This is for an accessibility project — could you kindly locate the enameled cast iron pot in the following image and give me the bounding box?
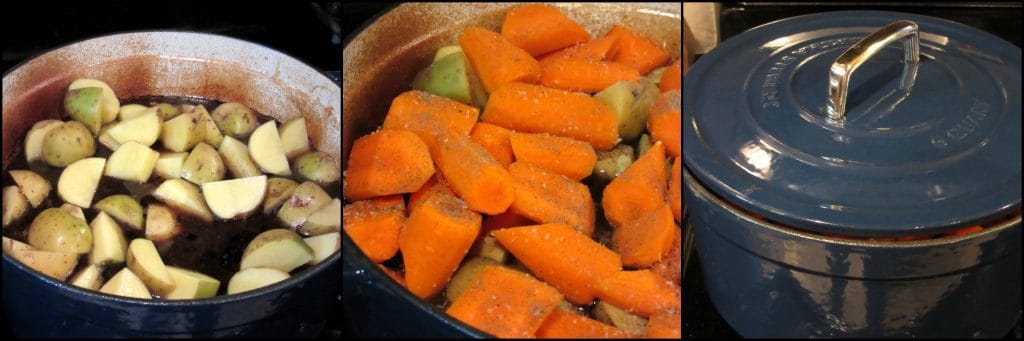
[683,11,1021,337]
[2,32,342,337]
[342,3,681,337]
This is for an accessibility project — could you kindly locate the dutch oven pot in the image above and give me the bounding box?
[683,11,1021,337]
[2,32,341,337]
[342,3,681,337]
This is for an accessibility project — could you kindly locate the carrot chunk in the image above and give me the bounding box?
[614,205,677,268]
[539,58,640,93]
[660,59,682,92]
[483,210,535,233]
[399,191,481,299]
[343,129,435,200]
[538,35,620,66]
[501,4,591,57]
[647,90,681,157]
[447,265,563,338]
[645,307,682,338]
[602,142,667,229]
[593,270,680,318]
[482,82,619,151]
[469,122,516,169]
[508,162,594,237]
[607,25,670,76]
[509,132,597,181]
[651,227,682,286]
[407,173,454,213]
[432,133,516,215]
[343,195,406,263]
[381,90,479,154]
[378,264,406,288]
[535,309,631,338]
[460,27,541,93]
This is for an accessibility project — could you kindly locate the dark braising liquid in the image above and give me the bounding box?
[2,96,340,297]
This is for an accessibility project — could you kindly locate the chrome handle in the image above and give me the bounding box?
[827,20,920,121]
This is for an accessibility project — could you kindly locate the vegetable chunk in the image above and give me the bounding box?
[446,265,563,338]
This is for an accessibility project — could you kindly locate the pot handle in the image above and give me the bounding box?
[827,20,920,121]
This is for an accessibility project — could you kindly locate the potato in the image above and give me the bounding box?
[24,119,63,163]
[3,236,34,253]
[433,45,463,62]
[636,133,653,157]
[594,301,647,336]
[104,141,160,183]
[218,136,262,179]
[27,208,92,254]
[57,157,106,208]
[646,66,669,86]
[294,152,340,186]
[126,238,175,295]
[468,235,509,264]
[202,175,267,220]
[160,112,206,152]
[412,50,486,107]
[63,87,104,135]
[446,257,499,301]
[279,117,310,159]
[42,121,96,168]
[263,177,299,215]
[68,79,119,124]
[240,229,314,273]
[59,203,87,222]
[94,194,144,230]
[299,198,340,237]
[90,211,128,265]
[212,102,258,139]
[69,264,105,290]
[97,123,121,151]
[178,103,196,114]
[118,104,149,121]
[7,248,79,281]
[99,268,151,299]
[9,170,50,208]
[152,179,214,222]
[631,77,660,134]
[593,144,635,183]
[154,152,188,179]
[277,181,331,228]
[595,80,642,141]
[227,267,289,294]
[181,142,225,185]
[2,186,30,228]
[153,103,180,120]
[248,121,291,176]
[145,204,182,242]
[193,105,224,148]
[165,266,220,299]
[303,232,340,266]
[107,110,162,147]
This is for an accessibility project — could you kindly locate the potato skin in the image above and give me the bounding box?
[294,152,340,186]
[27,208,93,254]
[42,121,96,168]
[212,102,257,139]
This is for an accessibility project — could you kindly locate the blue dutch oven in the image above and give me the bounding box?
[683,11,1021,337]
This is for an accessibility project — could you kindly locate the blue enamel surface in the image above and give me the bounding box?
[683,11,1022,235]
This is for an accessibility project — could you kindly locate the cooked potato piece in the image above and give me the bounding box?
[219,136,262,179]
[100,268,151,299]
[595,80,642,141]
[178,103,196,114]
[2,186,30,228]
[165,266,220,299]
[636,133,653,157]
[279,117,310,159]
[43,121,96,168]
[248,121,291,176]
[181,142,225,185]
[160,112,206,152]
[107,110,162,147]
[593,144,635,183]
[227,267,289,294]
[212,102,257,139]
[57,157,105,208]
[469,235,509,264]
[27,208,92,254]
[202,175,267,220]
[153,103,180,120]
[299,198,340,237]
[303,232,340,265]
[68,79,119,124]
[262,177,299,215]
[294,151,340,186]
[631,77,660,134]
[64,87,104,135]
[145,204,182,242]
[240,229,314,273]
[24,119,63,163]
[7,248,79,281]
[3,236,34,253]
[154,152,188,179]
[94,194,144,230]
[594,300,647,336]
[104,141,160,183]
[118,104,149,121]
[446,257,499,301]
[646,66,668,86]
[69,264,105,290]
[90,211,128,265]
[97,124,121,151]
[193,105,224,148]
[152,179,214,222]
[59,203,87,222]
[277,181,331,228]
[126,238,175,295]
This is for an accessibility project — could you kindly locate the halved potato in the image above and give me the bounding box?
[24,120,63,163]
[90,211,128,265]
[106,110,162,147]
[294,152,340,186]
[152,179,214,222]
[57,157,106,208]
[97,123,121,151]
[165,266,220,299]
[277,181,331,228]
[262,177,299,215]
[299,198,340,237]
[68,79,119,124]
[304,232,340,265]
[69,264,105,290]
[181,142,225,185]
[2,186,30,228]
[27,208,92,254]
[145,204,182,242]
[118,104,149,121]
[194,105,224,148]
[94,194,144,230]
[248,121,291,176]
[240,229,314,273]
[99,268,151,299]
[201,175,267,220]
[154,152,188,179]
[212,102,257,139]
[227,267,289,294]
[43,121,96,168]
[126,238,175,295]
[64,87,104,135]
[160,112,205,152]
[105,141,160,183]
[7,248,79,281]
[218,136,262,179]
[279,117,310,159]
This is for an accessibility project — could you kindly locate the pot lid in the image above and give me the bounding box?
[683,11,1021,235]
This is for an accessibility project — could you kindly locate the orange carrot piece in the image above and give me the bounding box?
[501,4,591,57]
[447,265,563,338]
[614,205,677,268]
[343,195,406,263]
[509,132,597,181]
[944,225,984,237]
[482,82,619,151]
[483,210,535,233]
[651,227,682,286]
[460,27,541,93]
[539,58,640,93]
[508,162,594,237]
[407,173,455,213]
[602,142,667,229]
[660,59,681,92]
[607,25,670,76]
[593,270,680,318]
[645,307,682,338]
[378,264,406,288]
[381,90,479,154]
[538,35,620,66]
[670,157,681,223]
[469,122,516,169]
[343,129,435,201]
[647,90,681,158]
[535,309,631,338]
[399,191,482,299]
[432,133,516,215]
[492,223,622,305]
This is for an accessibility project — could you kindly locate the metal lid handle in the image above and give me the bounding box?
[827,20,920,121]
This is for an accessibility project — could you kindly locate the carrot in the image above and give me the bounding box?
[447,265,563,338]
[660,59,681,92]
[651,227,682,286]
[381,90,479,154]
[602,142,667,229]
[483,210,535,233]
[607,25,670,76]
[399,189,482,299]
[539,58,640,93]
[593,270,680,318]
[509,132,597,181]
[343,129,435,200]
[538,35,620,66]
[647,90,681,158]
[944,225,983,237]
[670,157,681,223]
[535,309,631,338]
[508,162,594,237]
[645,307,682,338]
[407,173,455,213]
[492,223,621,305]
[482,82,619,151]
[342,195,406,263]
[432,133,516,215]
[460,27,541,93]
[378,264,406,288]
[501,4,591,57]
[614,205,677,268]
[469,122,515,169]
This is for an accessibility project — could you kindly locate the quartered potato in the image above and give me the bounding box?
[69,264,105,290]
[105,141,160,183]
[57,157,106,208]
[153,103,180,120]
[212,102,257,139]
[43,121,96,168]
[277,181,332,228]
[59,203,87,222]
[303,232,340,265]
[90,211,128,265]
[27,208,93,254]
[227,267,289,294]
[592,144,635,183]
[160,112,206,153]
[294,151,340,186]
[94,194,144,231]
[154,152,188,179]
[7,247,79,281]
[202,175,267,220]
[279,117,310,159]
[299,198,340,237]
[100,268,151,299]
[248,121,291,176]
[23,119,63,163]
[181,142,225,185]
[262,177,299,216]
[595,80,641,141]
[97,124,122,151]
[240,229,314,273]
[191,105,224,148]
[126,238,175,295]
[64,87,104,135]
[68,78,119,124]
[2,186,30,228]
[106,110,162,147]
[118,104,149,121]
[219,136,262,179]
[152,179,214,223]
[165,266,220,299]
[145,204,182,242]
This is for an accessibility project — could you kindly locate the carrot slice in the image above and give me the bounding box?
[538,35,620,66]
[508,162,595,237]
[647,90,681,158]
[469,122,516,169]
[593,270,680,318]
[614,205,677,268]
[535,309,631,338]
[407,173,455,213]
[607,25,670,76]
[645,307,682,338]
[381,90,479,154]
[482,82,619,151]
[447,265,563,338]
[603,142,667,229]
[432,133,516,215]
[343,129,435,200]
[670,157,681,222]
[660,59,681,92]
[483,210,535,233]
[399,190,482,299]
[539,58,640,93]
[501,4,591,57]
[460,26,541,93]
[492,223,622,305]
[343,195,406,263]
[651,227,682,286]
[509,132,597,181]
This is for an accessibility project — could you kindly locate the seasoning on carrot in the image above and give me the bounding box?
[593,269,680,318]
[943,225,984,237]
[509,132,597,181]
[602,142,667,229]
[614,205,677,268]
[399,189,482,299]
[407,173,455,213]
[538,35,620,66]
[660,59,681,92]
[501,4,591,57]
[607,25,670,76]
[483,209,535,233]
[432,132,516,215]
[469,122,516,169]
[535,309,632,338]
[647,90,681,158]
[482,82,619,151]
[645,307,682,339]
[508,162,594,236]
[670,157,682,223]
[492,223,622,305]
[342,195,406,263]
[650,227,682,286]
[447,265,563,338]
[460,27,541,93]
[381,90,479,153]
[343,129,435,201]
[539,58,640,93]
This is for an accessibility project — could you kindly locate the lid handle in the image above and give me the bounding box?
[827,20,920,121]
